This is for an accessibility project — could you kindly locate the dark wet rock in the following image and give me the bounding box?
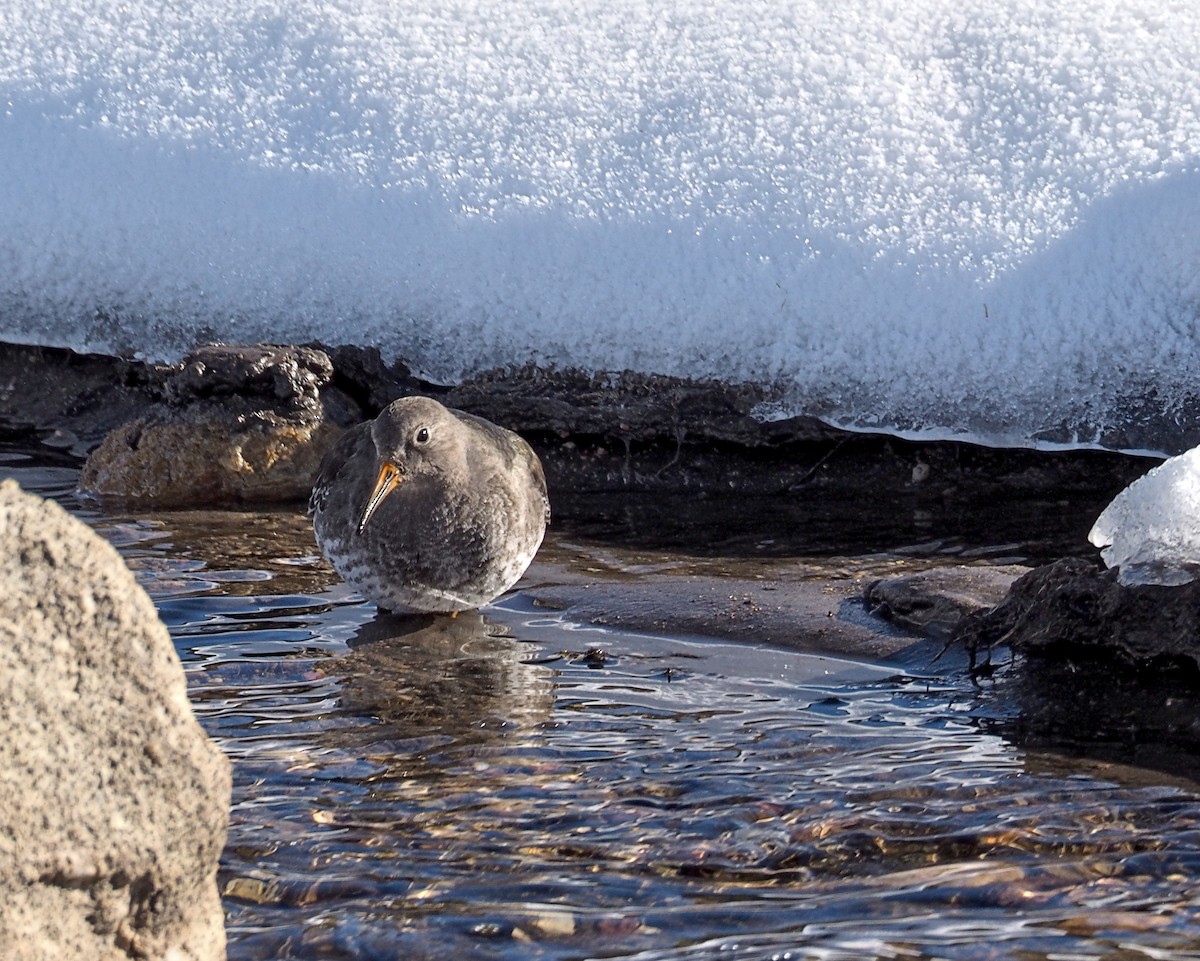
[954,557,1200,671]
[306,347,839,457]
[164,343,332,417]
[316,355,853,494]
[439,365,833,445]
[314,343,428,416]
[79,344,344,506]
[439,366,873,493]
[862,560,1200,760]
[0,343,166,455]
[864,565,1028,639]
[947,558,1200,765]
[0,479,230,960]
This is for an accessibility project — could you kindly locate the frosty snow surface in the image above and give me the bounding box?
[2,0,1198,451]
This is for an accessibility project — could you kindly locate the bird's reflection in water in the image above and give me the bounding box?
[326,609,555,751]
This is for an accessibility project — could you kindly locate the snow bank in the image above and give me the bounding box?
[2,0,1198,450]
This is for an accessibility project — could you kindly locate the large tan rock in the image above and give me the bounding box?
[0,479,230,960]
[79,344,344,507]
[80,414,341,506]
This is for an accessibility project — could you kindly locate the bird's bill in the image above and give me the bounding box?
[357,461,403,534]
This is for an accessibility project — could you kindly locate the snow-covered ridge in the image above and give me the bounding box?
[2,0,1198,451]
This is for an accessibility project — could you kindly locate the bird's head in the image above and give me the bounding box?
[357,397,457,535]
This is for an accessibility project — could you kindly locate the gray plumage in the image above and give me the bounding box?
[310,396,549,613]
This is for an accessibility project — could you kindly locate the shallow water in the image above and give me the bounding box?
[7,436,1200,960]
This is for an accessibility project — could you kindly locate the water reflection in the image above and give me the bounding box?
[331,611,555,748]
[7,441,1200,960]
[551,487,1112,566]
[204,593,1200,961]
[991,652,1200,785]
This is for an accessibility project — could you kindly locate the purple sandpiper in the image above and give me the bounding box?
[310,396,549,613]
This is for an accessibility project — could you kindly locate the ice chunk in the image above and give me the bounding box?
[1089,447,1200,587]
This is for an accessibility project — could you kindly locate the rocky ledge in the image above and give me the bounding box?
[953,558,1200,673]
[0,340,1154,506]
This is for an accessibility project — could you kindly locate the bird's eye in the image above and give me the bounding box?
[415,427,430,445]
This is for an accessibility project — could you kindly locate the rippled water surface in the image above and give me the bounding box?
[8,437,1200,960]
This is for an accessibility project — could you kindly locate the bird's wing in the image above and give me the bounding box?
[309,421,372,515]
[452,407,550,521]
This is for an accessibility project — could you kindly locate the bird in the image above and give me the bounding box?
[1089,445,1200,587]
[310,396,549,613]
